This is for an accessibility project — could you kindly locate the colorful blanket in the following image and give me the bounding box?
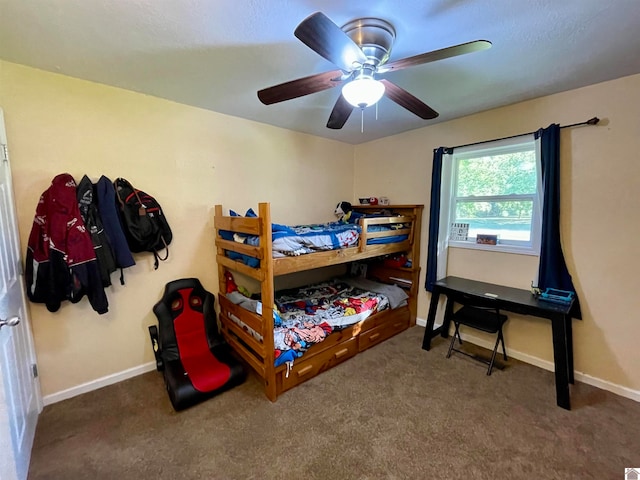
[272,281,390,367]
[226,279,399,367]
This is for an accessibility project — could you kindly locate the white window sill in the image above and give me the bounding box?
[448,240,540,256]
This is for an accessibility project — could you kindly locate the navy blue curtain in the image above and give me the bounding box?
[536,124,582,318]
[425,147,445,292]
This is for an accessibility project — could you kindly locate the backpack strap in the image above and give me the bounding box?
[114,179,130,282]
[153,236,170,270]
[114,178,126,206]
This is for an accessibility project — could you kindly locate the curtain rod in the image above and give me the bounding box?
[440,117,600,152]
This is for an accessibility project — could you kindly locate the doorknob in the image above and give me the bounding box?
[0,316,20,329]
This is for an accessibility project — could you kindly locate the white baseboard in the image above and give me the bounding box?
[43,322,640,406]
[415,318,640,404]
[415,317,429,328]
[43,361,157,406]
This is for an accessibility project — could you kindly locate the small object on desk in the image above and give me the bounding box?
[484,292,498,298]
[539,288,574,305]
[531,281,542,296]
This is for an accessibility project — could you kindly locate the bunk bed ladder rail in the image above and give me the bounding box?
[257,203,276,401]
[214,203,277,401]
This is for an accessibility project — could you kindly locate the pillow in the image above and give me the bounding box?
[221,208,259,267]
[272,223,296,234]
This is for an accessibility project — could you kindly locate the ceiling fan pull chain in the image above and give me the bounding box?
[361,108,364,133]
[376,102,379,121]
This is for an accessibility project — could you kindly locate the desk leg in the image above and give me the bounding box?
[551,313,571,410]
[441,297,454,339]
[422,291,441,351]
[565,314,574,384]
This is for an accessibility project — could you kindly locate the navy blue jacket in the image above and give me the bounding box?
[95,175,135,270]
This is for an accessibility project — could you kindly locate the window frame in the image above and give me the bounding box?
[443,135,542,256]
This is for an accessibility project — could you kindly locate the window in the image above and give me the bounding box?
[442,135,542,255]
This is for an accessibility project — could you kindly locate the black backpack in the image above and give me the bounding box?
[114,178,172,269]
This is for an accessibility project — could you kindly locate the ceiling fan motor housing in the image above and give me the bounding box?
[341,18,396,68]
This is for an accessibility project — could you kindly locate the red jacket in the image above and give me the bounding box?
[25,173,108,314]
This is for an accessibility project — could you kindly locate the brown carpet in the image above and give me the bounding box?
[28,327,639,480]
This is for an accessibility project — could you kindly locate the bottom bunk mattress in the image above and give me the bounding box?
[225,278,408,367]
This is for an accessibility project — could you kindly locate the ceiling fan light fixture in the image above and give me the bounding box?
[258,12,489,129]
[342,75,385,108]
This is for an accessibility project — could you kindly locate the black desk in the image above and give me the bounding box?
[422,276,574,410]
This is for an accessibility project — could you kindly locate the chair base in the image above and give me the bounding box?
[163,345,246,411]
[448,345,507,372]
[446,322,508,375]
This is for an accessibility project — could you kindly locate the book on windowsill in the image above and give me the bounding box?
[476,234,498,245]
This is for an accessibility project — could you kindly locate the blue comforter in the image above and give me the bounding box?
[220,208,407,266]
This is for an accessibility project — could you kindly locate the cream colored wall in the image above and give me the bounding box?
[0,61,355,397]
[354,73,640,391]
[3,56,639,399]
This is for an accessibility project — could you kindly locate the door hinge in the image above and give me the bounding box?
[1,144,8,162]
[32,363,39,378]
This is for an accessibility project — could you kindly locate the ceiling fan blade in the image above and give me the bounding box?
[327,94,354,129]
[378,40,491,73]
[258,69,344,105]
[294,12,367,72]
[380,80,439,119]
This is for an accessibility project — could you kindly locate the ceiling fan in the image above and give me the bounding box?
[257,12,491,130]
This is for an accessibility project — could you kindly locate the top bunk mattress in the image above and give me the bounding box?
[219,207,409,266]
[272,222,360,257]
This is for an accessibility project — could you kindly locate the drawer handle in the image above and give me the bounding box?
[297,365,313,377]
[393,322,402,328]
[334,348,349,359]
[369,332,381,341]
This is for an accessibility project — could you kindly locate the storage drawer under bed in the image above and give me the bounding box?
[278,337,359,393]
[359,316,409,352]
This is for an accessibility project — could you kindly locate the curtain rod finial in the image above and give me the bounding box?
[587,117,599,125]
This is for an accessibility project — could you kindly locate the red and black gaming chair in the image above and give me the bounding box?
[149,278,245,410]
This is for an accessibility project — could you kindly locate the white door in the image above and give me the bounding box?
[0,109,41,480]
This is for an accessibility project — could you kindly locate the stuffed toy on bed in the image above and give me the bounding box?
[334,201,352,223]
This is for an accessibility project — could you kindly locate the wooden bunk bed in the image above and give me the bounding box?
[214,203,423,401]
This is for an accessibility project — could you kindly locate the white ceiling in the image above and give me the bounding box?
[1,0,639,144]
